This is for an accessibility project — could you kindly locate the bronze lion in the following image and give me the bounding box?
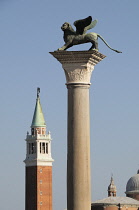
[57,16,122,53]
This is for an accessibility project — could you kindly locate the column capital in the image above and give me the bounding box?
[50,51,106,85]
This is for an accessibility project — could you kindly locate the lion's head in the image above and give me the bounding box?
[61,22,71,31]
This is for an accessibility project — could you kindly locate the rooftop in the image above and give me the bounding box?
[92,196,139,206]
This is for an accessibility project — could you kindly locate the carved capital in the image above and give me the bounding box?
[50,51,106,84]
[62,62,94,84]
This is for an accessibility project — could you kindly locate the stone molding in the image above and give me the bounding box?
[126,191,139,194]
[50,51,106,84]
[24,159,54,167]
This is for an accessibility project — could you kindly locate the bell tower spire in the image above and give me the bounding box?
[24,88,54,210]
[31,87,46,128]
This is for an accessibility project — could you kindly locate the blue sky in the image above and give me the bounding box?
[0,1,139,210]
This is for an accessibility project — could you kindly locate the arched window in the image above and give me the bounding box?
[31,128,34,135]
[40,142,48,154]
[46,143,48,154]
[29,142,36,154]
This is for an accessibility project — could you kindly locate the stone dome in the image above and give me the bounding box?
[126,170,139,194]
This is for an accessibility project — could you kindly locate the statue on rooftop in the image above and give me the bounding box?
[57,16,122,53]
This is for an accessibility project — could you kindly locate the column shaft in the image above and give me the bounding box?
[67,84,91,210]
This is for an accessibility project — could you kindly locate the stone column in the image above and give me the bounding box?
[50,51,106,210]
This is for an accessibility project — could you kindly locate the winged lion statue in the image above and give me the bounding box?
[57,16,122,53]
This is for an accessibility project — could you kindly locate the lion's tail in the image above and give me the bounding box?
[97,34,122,53]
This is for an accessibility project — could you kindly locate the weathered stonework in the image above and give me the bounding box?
[50,51,106,210]
[63,63,93,84]
[50,51,106,84]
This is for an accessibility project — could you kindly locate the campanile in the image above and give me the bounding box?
[24,88,54,210]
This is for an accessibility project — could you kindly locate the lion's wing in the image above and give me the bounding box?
[84,19,98,33]
[74,16,92,35]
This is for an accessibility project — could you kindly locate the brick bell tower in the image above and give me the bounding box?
[24,88,54,210]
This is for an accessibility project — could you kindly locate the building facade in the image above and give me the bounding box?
[24,89,54,210]
[92,177,139,210]
[92,196,139,210]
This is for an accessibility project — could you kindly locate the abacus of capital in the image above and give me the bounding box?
[50,51,106,210]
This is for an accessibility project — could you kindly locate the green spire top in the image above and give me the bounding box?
[31,88,46,127]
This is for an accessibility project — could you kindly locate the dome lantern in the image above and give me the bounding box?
[108,175,117,197]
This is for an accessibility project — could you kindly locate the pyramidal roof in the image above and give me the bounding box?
[31,88,46,127]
